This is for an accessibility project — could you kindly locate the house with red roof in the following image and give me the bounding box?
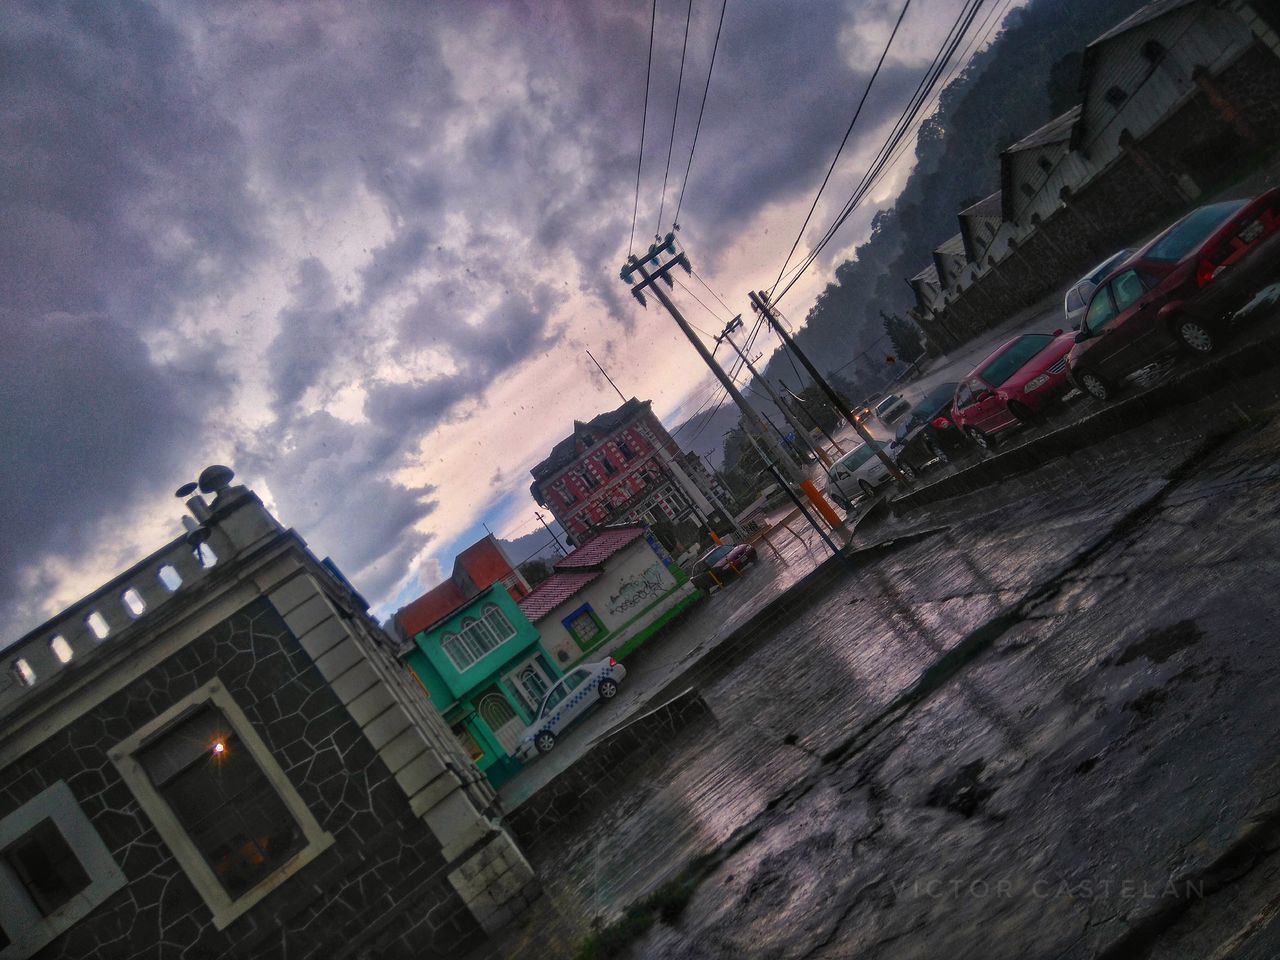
[392,536,559,788]
[518,524,701,670]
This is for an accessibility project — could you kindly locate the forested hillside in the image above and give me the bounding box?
[756,0,1149,397]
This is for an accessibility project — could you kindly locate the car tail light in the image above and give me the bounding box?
[1196,257,1225,288]
[931,416,952,429]
[609,658,617,666]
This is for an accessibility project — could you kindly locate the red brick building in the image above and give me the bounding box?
[529,398,734,547]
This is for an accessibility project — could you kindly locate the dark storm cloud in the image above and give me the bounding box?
[0,311,214,634]
[1,0,961,634]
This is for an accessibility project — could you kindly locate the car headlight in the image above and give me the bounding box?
[1024,374,1050,393]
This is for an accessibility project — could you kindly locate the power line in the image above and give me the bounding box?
[655,0,695,239]
[769,0,913,299]
[690,263,735,315]
[672,0,730,231]
[629,0,659,257]
[772,0,988,305]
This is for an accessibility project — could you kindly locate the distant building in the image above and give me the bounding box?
[529,397,734,547]
[0,472,537,958]
[393,537,557,788]
[518,525,699,670]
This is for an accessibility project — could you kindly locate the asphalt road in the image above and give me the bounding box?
[503,332,1280,959]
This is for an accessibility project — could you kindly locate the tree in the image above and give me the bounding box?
[882,311,925,362]
[518,558,552,587]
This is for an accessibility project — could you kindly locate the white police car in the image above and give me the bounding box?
[517,658,627,757]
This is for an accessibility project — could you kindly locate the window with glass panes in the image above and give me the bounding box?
[440,603,518,671]
[137,705,304,899]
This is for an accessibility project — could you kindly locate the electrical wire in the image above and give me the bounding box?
[771,0,989,305]
[671,0,730,232]
[655,0,695,240]
[769,0,913,297]
[629,0,659,257]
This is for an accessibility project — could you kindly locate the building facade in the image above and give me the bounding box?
[0,473,537,958]
[529,397,735,547]
[517,526,700,670]
[398,583,561,789]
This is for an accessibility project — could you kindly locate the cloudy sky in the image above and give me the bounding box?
[1,0,996,640]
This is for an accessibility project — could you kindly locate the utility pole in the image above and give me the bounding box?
[621,239,804,487]
[535,511,567,556]
[717,316,834,468]
[780,380,845,455]
[750,290,906,481]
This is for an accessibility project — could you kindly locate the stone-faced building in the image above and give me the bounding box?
[517,525,699,670]
[393,537,557,789]
[529,397,734,547]
[0,470,536,958]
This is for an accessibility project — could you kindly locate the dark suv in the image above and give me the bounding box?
[1067,189,1280,402]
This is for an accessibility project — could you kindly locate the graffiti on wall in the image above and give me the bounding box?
[607,562,669,616]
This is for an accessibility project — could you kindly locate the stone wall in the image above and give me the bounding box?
[0,596,485,959]
[505,688,715,846]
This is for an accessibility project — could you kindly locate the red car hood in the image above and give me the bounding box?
[999,331,1076,392]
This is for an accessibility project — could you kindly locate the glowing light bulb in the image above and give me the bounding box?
[212,740,226,756]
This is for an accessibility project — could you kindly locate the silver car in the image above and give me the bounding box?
[825,439,894,510]
[1063,249,1133,329]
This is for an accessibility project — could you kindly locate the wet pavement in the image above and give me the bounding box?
[487,324,1280,959]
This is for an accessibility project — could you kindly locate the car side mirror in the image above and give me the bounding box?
[1074,328,1088,343]
[1052,328,1063,336]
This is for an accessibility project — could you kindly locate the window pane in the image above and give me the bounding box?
[140,707,304,898]
[4,819,91,916]
[1112,270,1146,311]
[1147,200,1248,262]
[1085,288,1117,333]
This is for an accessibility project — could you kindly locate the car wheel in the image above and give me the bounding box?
[599,679,619,700]
[897,462,917,481]
[858,478,876,498]
[1075,369,1115,402]
[535,731,556,754]
[1175,317,1216,355]
[1008,400,1045,427]
[829,491,851,511]
[965,426,992,450]
[926,440,950,465]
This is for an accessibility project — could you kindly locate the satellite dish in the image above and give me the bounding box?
[197,464,235,495]
[175,481,199,498]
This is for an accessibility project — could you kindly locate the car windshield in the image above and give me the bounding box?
[898,383,956,437]
[1086,249,1132,284]
[702,545,732,565]
[1146,200,1249,262]
[979,335,1053,386]
[839,441,884,471]
[874,395,900,415]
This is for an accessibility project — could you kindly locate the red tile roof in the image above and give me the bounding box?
[517,571,601,621]
[395,580,467,638]
[553,525,646,570]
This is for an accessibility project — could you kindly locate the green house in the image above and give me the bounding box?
[398,579,561,788]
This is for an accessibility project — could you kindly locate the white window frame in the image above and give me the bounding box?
[108,678,333,931]
[441,605,517,672]
[504,654,556,716]
[0,781,127,960]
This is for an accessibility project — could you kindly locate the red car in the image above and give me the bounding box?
[1068,189,1280,402]
[691,542,757,588]
[951,330,1076,449]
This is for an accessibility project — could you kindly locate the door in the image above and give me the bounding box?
[476,691,524,756]
[557,668,596,726]
[1103,268,1161,374]
[508,656,555,718]
[537,681,570,730]
[1080,284,1122,377]
[965,378,1008,433]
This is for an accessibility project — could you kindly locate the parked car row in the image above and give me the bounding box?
[823,189,1280,509]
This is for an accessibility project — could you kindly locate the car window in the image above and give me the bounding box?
[967,378,989,399]
[1146,200,1249,262]
[1111,269,1146,311]
[564,669,590,691]
[1085,286,1117,334]
[702,545,731,566]
[838,444,879,471]
[978,335,1053,386]
[954,382,974,408]
[540,683,567,717]
[1065,287,1084,312]
[874,395,899,415]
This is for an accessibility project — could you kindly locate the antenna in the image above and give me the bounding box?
[586,350,627,404]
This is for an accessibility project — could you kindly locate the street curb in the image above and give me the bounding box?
[891,322,1280,513]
